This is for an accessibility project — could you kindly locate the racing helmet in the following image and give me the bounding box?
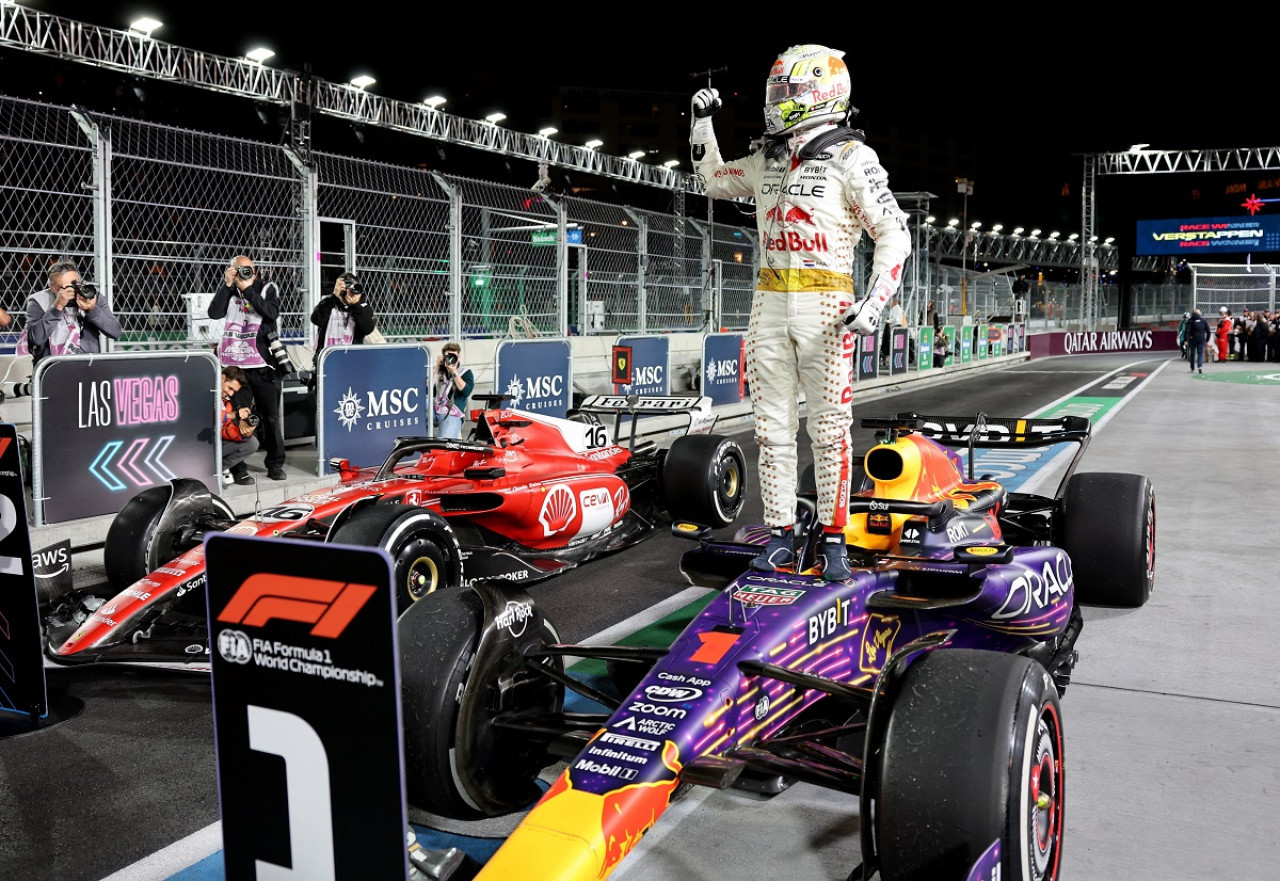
[764,44,853,136]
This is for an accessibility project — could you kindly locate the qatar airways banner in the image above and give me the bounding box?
[32,352,221,525]
[1028,330,1179,358]
[1136,215,1280,255]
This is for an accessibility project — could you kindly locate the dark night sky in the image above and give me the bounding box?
[9,3,1280,251]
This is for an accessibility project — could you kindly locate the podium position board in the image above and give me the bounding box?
[207,534,408,881]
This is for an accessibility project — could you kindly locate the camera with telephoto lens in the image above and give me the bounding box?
[71,280,98,298]
[341,274,361,298]
[265,330,296,375]
[235,264,256,280]
[243,413,260,427]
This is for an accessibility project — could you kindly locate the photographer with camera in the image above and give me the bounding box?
[208,255,288,480]
[219,365,258,486]
[432,341,474,439]
[310,270,377,360]
[22,259,121,368]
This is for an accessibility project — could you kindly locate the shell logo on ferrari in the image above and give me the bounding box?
[539,485,577,536]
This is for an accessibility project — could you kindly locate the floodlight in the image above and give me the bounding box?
[349,75,376,89]
[485,112,506,124]
[423,95,447,108]
[538,127,558,137]
[245,47,275,64]
[628,151,645,160]
[129,17,162,37]
[585,139,603,149]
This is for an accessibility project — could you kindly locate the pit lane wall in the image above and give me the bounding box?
[2,324,1031,532]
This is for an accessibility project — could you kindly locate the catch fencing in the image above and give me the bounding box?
[0,92,970,366]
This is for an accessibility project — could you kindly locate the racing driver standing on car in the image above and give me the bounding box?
[690,44,911,581]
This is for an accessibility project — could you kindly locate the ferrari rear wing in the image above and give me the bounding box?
[575,394,719,448]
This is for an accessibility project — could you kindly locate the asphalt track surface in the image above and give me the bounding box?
[3,352,1278,880]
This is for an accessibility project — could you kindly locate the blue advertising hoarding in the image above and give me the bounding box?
[613,335,670,396]
[318,343,432,471]
[1136,215,1280,255]
[701,333,743,405]
[495,338,573,418]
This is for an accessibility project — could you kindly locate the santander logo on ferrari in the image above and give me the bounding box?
[539,484,577,536]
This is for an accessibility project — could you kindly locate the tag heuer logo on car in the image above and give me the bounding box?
[734,586,805,606]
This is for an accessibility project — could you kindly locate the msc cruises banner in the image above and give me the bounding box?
[701,333,744,405]
[613,335,670,396]
[1136,215,1280,255]
[496,339,573,418]
[318,343,431,471]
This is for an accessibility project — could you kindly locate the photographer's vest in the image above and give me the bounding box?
[433,365,465,420]
[218,285,272,369]
[323,306,356,350]
[17,289,84,358]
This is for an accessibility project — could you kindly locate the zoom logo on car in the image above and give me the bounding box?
[643,684,703,703]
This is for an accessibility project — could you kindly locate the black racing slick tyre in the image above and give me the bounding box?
[103,479,234,593]
[873,649,1065,881]
[327,503,461,614]
[661,434,747,528]
[398,588,563,819]
[1059,472,1155,607]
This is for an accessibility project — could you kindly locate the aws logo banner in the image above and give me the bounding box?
[495,338,573,418]
[205,533,407,881]
[613,335,670,397]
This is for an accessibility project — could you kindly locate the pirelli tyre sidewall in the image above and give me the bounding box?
[661,434,747,528]
[873,649,1065,881]
[327,503,462,614]
[398,586,563,819]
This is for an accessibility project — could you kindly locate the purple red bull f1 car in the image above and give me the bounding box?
[396,411,1155,880]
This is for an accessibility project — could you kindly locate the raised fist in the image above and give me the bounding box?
[692,88,722,120]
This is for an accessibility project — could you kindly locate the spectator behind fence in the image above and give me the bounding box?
[208,255,287,481]
[933,328,951,368]
[22,259,121,368]
[220,365,258,486]
[311,270,377,361]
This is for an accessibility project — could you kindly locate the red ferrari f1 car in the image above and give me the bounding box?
[395,411,1155,881]
[42,394,747,666]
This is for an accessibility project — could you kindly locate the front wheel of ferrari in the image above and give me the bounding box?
[327,503,462,614]
[871,649,1065,881]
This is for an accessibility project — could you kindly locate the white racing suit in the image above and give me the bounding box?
[691,119,911,528]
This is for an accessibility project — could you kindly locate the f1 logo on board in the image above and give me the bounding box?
[216,573,376,637]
